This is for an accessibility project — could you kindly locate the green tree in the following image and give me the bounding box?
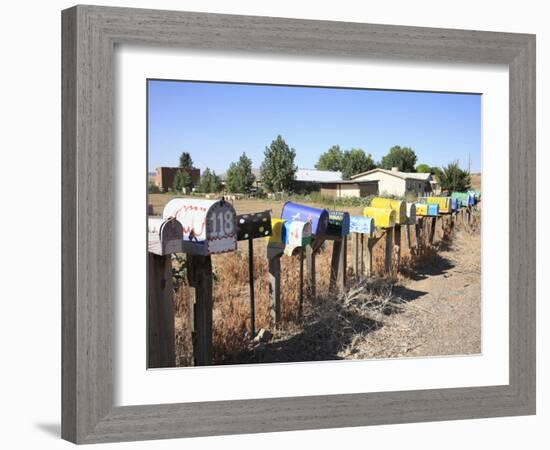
[179,152,193,169]
[416,163,431,173]
[315,145,345,171]
[380,146,417,172]
[341,148,376,179]
[173,170,193,192]
[197,167,221,193]
[438,161,471,192]
[260,135,297,193]
[225,152,256,193]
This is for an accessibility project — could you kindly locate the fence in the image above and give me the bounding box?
[147,194,480,367]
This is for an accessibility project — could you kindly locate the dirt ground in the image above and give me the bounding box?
[340,229,481,359]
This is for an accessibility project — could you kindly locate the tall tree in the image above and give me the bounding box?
[197,167,221,193]
[380,146,417,172]
[315,145,344,171]
[226,152,256,193]
[416,163,431,173]
[438,161,471,192]
[341,148,376,179]
[178,151,193,169]
[260,135,297,193]
[173,170,193,192]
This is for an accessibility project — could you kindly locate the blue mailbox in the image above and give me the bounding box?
[451,198,458,211]
[326,210,350,237]
[349,216,375,235]
[281,202,329,237]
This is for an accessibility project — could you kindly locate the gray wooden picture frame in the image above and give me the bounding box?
[62,5,536,444]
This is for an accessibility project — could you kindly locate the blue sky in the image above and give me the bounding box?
[148,80,481,174]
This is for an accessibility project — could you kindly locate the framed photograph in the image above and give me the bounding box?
[62,5,535,444]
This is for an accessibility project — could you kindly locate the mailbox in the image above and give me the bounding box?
[148,217,183,255]
[370,197,407,224]
[406,202,417,224]
[282,220,312,255]
[326,210,350,237]
[163,198,237,255]
[349,216,375,235]
[422,197,452,214]
[280,202,329,237]
[452,192,474,207]
[451,198,458,211]
[268,218,286,246]
[363,206,396,228]
[468,190,481,203]
[416,203,439,217]
[236,210,272,241]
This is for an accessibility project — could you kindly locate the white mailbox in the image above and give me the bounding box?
[163,198,237,255]
[148,217,183,255]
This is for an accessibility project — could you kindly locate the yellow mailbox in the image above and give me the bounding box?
[423,197,452,214]
[268,218,286,246]
[363,207,396,228]
[370,197,407,224]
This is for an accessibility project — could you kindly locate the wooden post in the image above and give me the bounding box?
[147,253,176,368]
[329,238,342,292]
[405,224,412,250]
[267,248,282,324]
[365,237,374,277]
[429,217,437,244]
[384,229,393,273]
[394,225,401,268]
[338,235,347,291]
[247,238,256,338]
[306,245,316,300]
[360,234,365,277]
[352,234,360,278]
[299,247,304,318]
[187,254,213,366]
[415,218,422,251]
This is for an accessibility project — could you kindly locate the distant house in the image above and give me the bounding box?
[154,167,201,192]
[320,179,379,198]
[350,167,432,196]
[293,168,343,192]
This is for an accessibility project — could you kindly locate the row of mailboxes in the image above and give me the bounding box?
[363,206,396,228]
[371,197,407,224]
[415,203,439,217]
[349,216,375,235]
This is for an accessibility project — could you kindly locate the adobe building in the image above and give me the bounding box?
[154,167,201,192]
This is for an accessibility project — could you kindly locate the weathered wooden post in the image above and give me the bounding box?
[267,246,282,323]
[268,216,312,322]
[415,217,423,250]
[187,254,213,366]
[349,215,375,279]
[394,225,401,268]
[363,205,396,275]
[163,198,238,366]
[326,210,350,293]
[236,210,272,338]
[147,217,183,368]
[429,216,437,244]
